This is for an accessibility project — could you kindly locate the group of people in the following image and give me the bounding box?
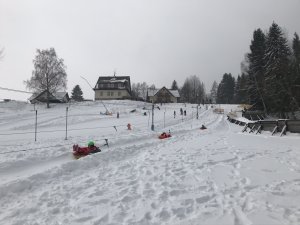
[174,108,187,118]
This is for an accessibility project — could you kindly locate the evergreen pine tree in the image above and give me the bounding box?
[234,75,241,104]
[289,33,300,109]
[247,28,267,111]
[264,22,291,113]
[217,73,235,104]
[234,74,249,104]
[171,80,179,90]
[71,85,84,101]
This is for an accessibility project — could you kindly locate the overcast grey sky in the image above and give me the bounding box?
[1,0,300,101]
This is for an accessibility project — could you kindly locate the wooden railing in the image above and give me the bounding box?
[227,115,300,136]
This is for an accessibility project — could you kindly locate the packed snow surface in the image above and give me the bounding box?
[0,100,300,225]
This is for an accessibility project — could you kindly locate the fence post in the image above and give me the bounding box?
[35,110,37,142]
[65,107,68,140]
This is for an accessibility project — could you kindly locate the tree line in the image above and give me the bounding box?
[131,76,206,104]
[214,22,300,115]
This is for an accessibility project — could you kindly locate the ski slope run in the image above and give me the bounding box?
[0,101,300,225]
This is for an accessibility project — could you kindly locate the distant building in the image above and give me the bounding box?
[147,87,180,103]
[93,75,131,100]
[29,90,70,104]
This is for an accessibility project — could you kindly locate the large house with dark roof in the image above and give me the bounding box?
[93,75,131,100]
[147,87,180,103]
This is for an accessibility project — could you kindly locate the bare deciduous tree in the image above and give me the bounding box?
[24,48,67,108]
[180,75,205,104]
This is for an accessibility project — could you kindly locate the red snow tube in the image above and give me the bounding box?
[159,133,171,139]
[73,145,101,158]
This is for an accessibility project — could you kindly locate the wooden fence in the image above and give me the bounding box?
[227,116,300,136]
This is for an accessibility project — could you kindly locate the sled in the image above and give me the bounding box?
[200,125,207,130]
[72,144,101,159]
[159,133,171,139]
[100,111,112,116]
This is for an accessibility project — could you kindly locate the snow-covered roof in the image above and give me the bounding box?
[147,89,159,97]
[106,79,127,83]
[147,88,180,98]
[96,76,130,84]
[28,91,69,103]
[28,93,39,101]
[53,92,68,100]
[169,90,180,98]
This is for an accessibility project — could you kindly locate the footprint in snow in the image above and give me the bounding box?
[157,208,171,221]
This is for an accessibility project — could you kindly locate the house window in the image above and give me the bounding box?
[118,91,121,96]
[100,91,103,96]
[99,84,104,88]
[107,92,110,96]
[118,83,122,88]
[111,92,114,96]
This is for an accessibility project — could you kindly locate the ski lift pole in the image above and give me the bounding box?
[148,110,150,127]
[65,107,68,140]
[164,111,166,128]
[35,110,37,142]
[151,104,154,131]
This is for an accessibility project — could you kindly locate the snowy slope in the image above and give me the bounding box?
[0,101,300,225]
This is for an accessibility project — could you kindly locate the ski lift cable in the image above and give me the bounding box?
[0,86,33,94]
[80,76,110,113]
[0,111,206,154]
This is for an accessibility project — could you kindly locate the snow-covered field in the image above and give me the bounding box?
[0,100,300,225]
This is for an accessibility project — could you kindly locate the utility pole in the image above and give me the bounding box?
[151,104,154,131]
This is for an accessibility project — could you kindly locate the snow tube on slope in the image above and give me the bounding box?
[72,144,101,159]
[158,133,171,139]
